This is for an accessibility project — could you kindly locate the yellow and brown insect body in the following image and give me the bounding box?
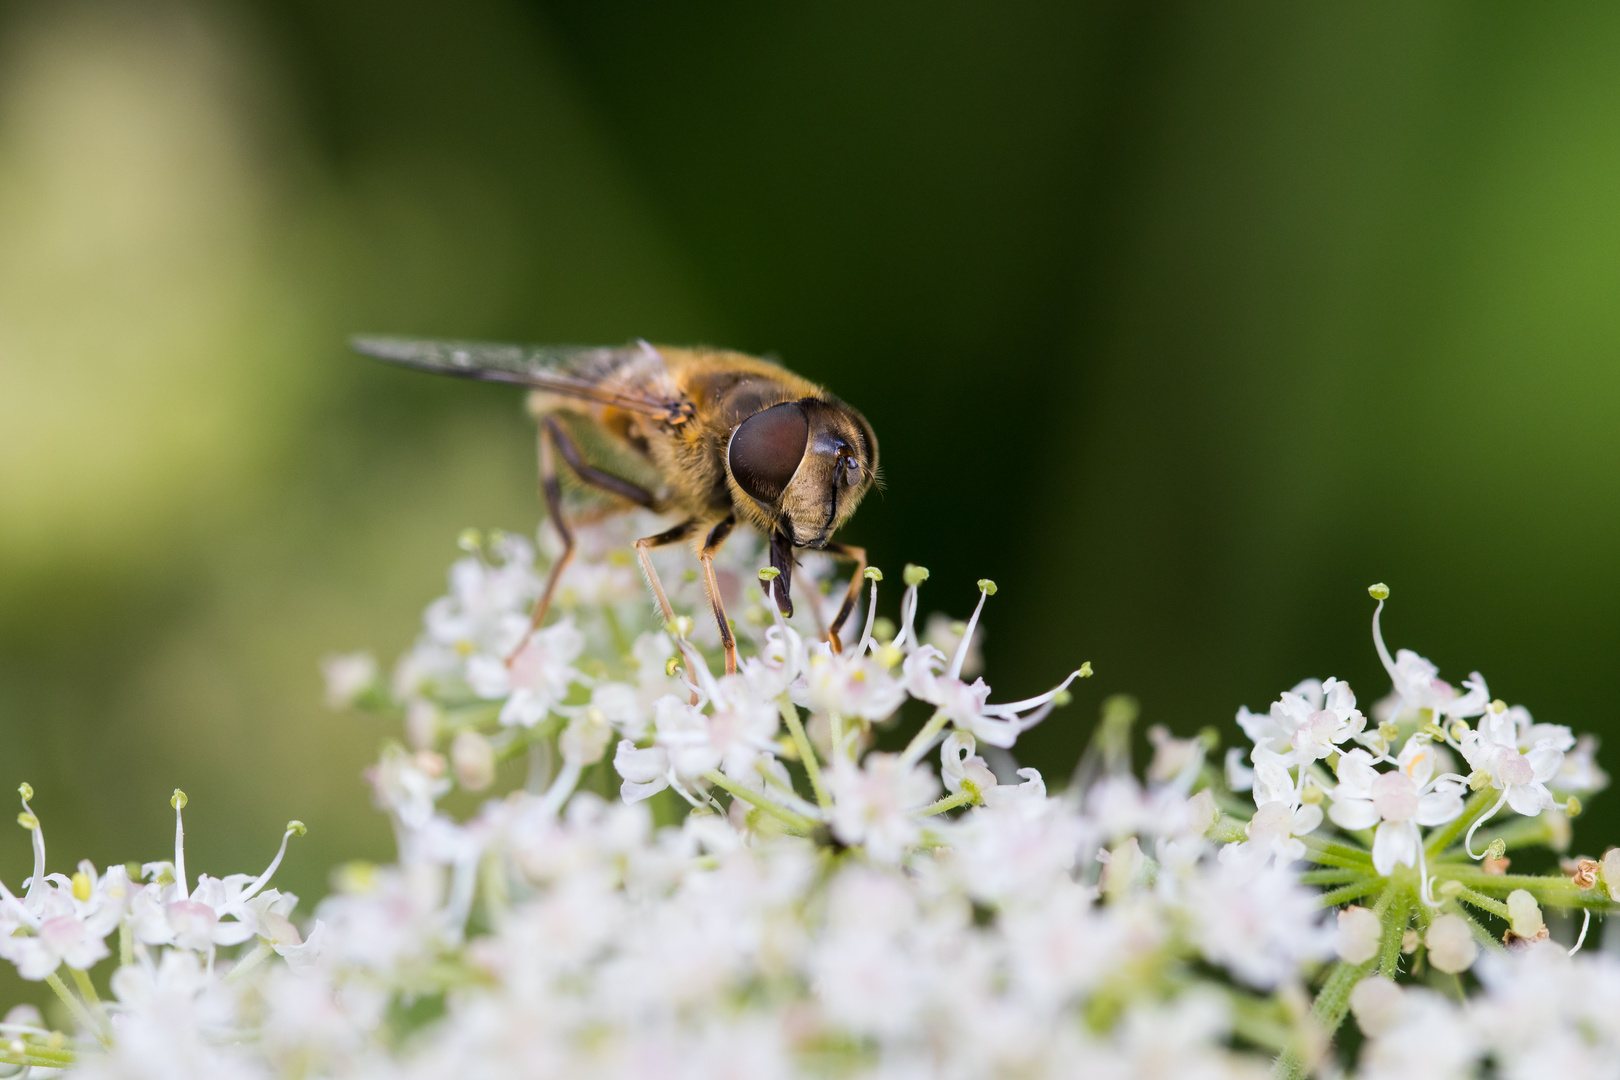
[352,335,877,671]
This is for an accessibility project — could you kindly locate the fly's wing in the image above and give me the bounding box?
[352,336,692,422]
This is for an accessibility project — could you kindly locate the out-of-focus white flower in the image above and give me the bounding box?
[801,649,906,722]
[366,746,451,830]
[1459,700,1563,818]
[1237,677,1365,758]
[941,731,996,798]
[902,644,1083,749]
[1349,975,1404,1036]
[450,730,497,791]
[472,619,587,728]
[827,753,938,862]
[321,651,378,710]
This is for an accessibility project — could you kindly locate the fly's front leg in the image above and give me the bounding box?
[698,516,738,675]
[634,519,698,631]
[821,542,867,655]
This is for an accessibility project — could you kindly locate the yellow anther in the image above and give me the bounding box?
[1467,769,1491,791]
[16,783,32,802]
[757,567,781,583]
[1485,838,1507,861]
[1368,583,1389,600]
[171,789,188,810]
[1079,661,1094,678]
[456,528,483,553]
[873,644,903,670]
[665,656,680,677]
[71,871,91,902]
[903,564,930,586]
[864,567,883,581]
[16,813,37,831]
[287,820,308,837]
[977,578,997,596]
[1566,796,1583,819]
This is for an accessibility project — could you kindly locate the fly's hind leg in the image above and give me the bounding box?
[698,516,738,674]
[518,416,658,659]
[820,542,868,655]
[634,519,699,632]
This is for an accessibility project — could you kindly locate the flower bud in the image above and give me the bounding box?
[1603,848,1620,903]
[1335,905,1381,964]
[451,730,496,792]
[1426,914,1478,974]
[1506,889,1544,940]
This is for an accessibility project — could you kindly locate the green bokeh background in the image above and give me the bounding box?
[3,0,1619,936]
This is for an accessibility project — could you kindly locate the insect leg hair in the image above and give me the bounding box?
[514,422,577,662]
[820,542,868,655]
[634,519,699,631]
[698,516,738,675]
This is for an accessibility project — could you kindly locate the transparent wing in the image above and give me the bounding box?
[351,336,690,420]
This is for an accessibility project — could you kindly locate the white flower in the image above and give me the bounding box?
[614,739,672,803]
[902,645,1082,748]
[940,731,997,798]
[320,651,378,709]
[826,753,939,862]
[1327,742,1464,876]
[471,618,587,728]
[1236,677,1364,758]
[366,746,451,830]
[1371,597,1488,720]
[1458,700,1561,816]
[801,649,906,722]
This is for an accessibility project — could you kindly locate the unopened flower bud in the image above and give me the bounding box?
[903,564,929,587]
[1426,914,1478,974]
[1368,583,1390,601]
[1506,889,1544,940]
[451,730,496,792]
[1601,848,1620,902]
[1401,929,1421,954]
[1335,906,1381,964]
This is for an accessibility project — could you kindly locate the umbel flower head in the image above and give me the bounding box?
[3,520,1618,1080]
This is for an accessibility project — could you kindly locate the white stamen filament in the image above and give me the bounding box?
[947,587,991,682]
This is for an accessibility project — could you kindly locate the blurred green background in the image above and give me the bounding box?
[3,0,1620,927]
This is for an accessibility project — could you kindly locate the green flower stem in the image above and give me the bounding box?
[1423,788,1498,858]
[779,698,831,810]
[702,771,816,835]
[1274,883,1395,1080]
[1313,878,1382,909]
[1378,883,1414,979]
[918,789,976,818]
[1299,835,1374,872]
[1450,902,1508,952]
[1452,885,1509,920]
[1207,814,1248,844]
[1441,868,1608,908]
[899,710,949,768]
[1299,868,1365,886]
[45,970,107,1046]
[0,1040,75,1070]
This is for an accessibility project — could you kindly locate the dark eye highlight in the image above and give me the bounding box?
[728,402,810,503]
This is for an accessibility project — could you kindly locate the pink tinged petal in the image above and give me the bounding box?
[1370,772,1419,823]
[166,900,220,952]
[1505,782,1554,818]
[1496,750,1535,787]
[1371,821,1417,876]
[1329,797,1381,832]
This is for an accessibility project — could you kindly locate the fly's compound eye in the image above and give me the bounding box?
[728,402,810,503]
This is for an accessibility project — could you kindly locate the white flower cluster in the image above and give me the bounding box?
[1,527,1617,1078]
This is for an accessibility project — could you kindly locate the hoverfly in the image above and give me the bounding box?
[353,336,878,673]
